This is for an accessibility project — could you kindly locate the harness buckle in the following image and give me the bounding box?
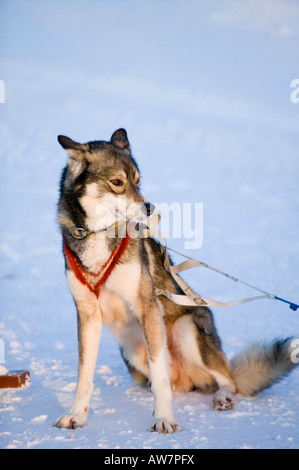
[72,227,88,239]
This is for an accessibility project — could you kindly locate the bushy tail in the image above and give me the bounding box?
[230,337,298,397]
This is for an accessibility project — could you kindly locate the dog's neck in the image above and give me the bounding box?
[61,216,129,274]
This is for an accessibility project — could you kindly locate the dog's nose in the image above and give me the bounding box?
[144,202,155,216]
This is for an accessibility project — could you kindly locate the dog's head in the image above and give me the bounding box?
[58,129,153,233]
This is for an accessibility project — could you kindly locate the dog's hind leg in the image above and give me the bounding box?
[55,275,102,429]
[172,314,237,410]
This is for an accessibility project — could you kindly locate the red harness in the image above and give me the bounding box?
[63,232,131,297]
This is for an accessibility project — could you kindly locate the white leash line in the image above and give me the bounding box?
[145,211,298,311]
[166,246,275,298]
[162,245,298,310]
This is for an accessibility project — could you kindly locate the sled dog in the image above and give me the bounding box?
[55,128,297,433]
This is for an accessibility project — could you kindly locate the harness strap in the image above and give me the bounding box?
[144,212,298,310]
[154,287,269,308]
[154,249,268,307]
[63,231,131,297]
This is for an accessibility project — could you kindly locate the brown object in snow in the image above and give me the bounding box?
[0,370,30,388]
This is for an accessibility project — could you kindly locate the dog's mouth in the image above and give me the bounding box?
[89,199,155,235]
[125,202,156,235]
[116,202,155,223]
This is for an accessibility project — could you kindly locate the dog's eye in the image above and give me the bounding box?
[110,179,123,187]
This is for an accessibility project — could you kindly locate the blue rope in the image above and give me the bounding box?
[274,296,299,311]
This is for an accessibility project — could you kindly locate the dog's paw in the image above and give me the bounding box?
[213,388,236,411]
[54,413,87,429]
[151,418,181,434]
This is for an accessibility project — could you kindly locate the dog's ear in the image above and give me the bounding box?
[110,128,130,153]
[58,135,88,151]
[58,135,89,177]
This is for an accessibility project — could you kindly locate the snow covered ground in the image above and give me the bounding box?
[0,0,299,450]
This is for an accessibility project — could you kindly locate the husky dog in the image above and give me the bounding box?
[55,128,297,433]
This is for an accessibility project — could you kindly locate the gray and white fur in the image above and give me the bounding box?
[55,128,297,433]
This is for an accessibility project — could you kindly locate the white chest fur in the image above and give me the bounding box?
[104,260,141,304]
[79,233,111,273]
[77,233,141,307]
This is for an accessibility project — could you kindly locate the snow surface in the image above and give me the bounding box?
[0,0,299,450]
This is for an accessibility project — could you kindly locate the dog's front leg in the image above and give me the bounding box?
[55,296,102,429]
[139,298,180,434]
